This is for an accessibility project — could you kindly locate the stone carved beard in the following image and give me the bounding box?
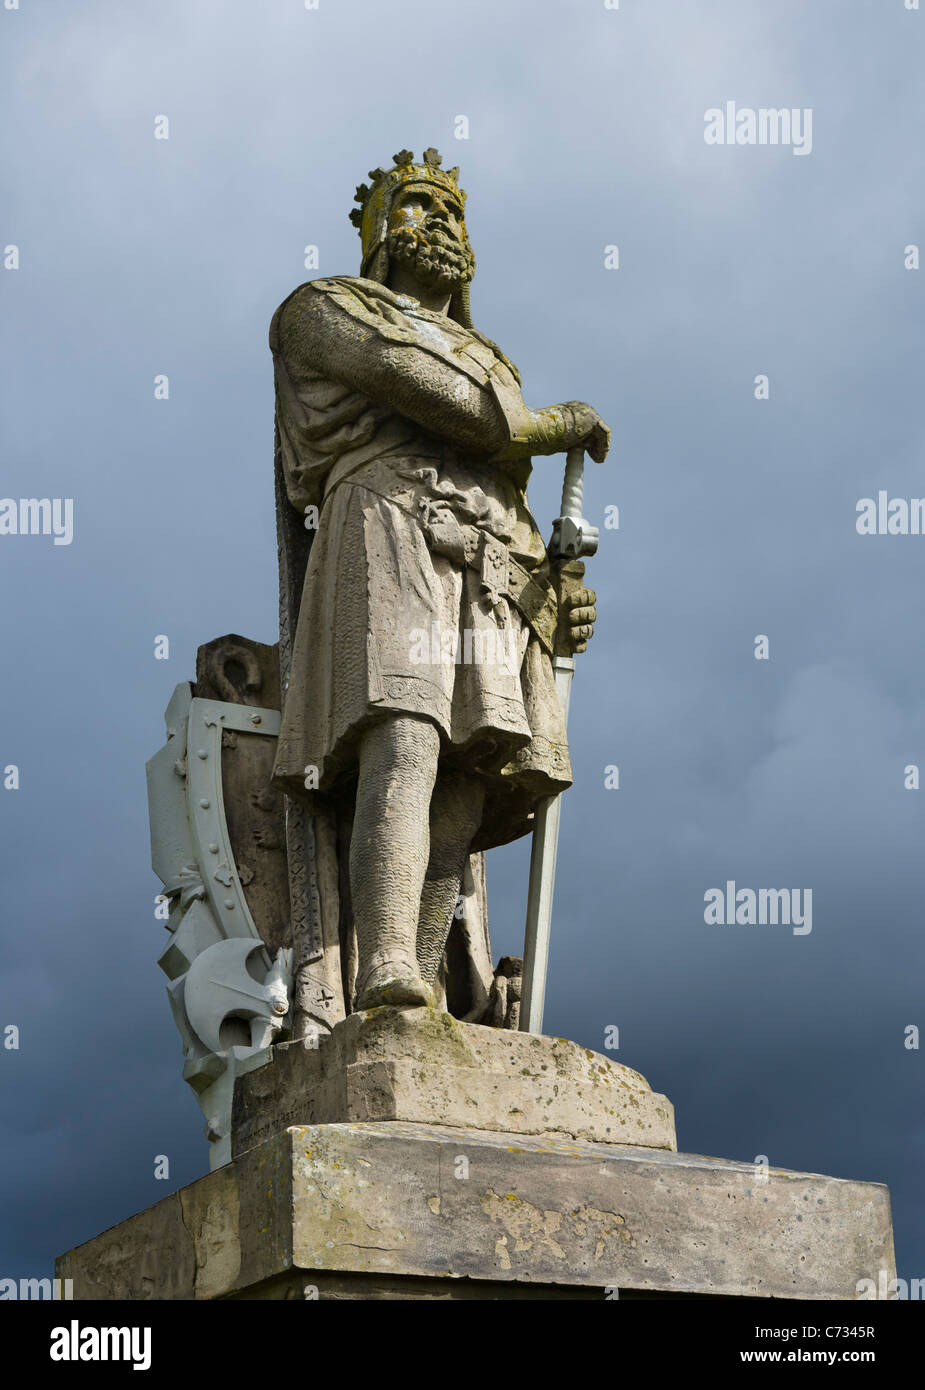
[387,218,475,293]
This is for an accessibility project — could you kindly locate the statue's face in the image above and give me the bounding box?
[389,183,466,242]
[386,181,475,291]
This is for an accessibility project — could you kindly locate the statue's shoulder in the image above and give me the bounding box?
[270,276,417,352]
[270,277,521,385]
[274,275,404,316]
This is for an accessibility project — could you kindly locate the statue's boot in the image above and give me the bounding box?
[417,769,486,989]
[354,952,434,1011]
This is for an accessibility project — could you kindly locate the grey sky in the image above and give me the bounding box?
[1,0,923,1283]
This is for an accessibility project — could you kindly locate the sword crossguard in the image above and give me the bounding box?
[550,514,599,561]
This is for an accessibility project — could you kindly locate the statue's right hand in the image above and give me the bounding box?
[559,402,611,464]
[505,399,613,464]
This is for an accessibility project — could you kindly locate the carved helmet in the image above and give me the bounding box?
[350,148,475,328]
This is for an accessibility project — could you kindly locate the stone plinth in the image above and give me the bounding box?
[231,1007,677,1158]
[56,1121,895,1300]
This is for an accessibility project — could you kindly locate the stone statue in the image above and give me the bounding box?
[270,147,610,1019]
[147,147,612,1162]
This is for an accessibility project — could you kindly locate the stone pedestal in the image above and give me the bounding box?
[56,1120,895,1300]
[56,1009,895,1300]
[232,1007,677,1156]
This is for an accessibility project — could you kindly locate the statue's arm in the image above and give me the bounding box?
[276,285,609,462]
[276,286,507,452]
[489,398,610,465]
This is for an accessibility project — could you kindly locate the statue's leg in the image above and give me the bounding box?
[351,713,441,1011]
[416,768,486,990]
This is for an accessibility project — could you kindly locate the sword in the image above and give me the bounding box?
[520,446,599,1033]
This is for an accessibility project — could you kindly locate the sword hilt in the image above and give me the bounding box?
[560,445,586,518]
[550,447,599,562]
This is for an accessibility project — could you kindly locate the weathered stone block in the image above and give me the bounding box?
[231,1006,677,1156]
[56,1121,895,1300]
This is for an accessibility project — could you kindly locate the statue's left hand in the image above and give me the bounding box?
[566,587,597,654]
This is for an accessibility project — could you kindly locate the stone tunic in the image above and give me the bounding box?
[270,276,571,852]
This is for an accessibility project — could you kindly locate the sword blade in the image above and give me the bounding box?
[520,654,575,1033]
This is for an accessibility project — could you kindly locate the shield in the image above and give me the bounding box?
[147,646,303,1169]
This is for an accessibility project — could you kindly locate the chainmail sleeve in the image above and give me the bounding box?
[274,279,522,458]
